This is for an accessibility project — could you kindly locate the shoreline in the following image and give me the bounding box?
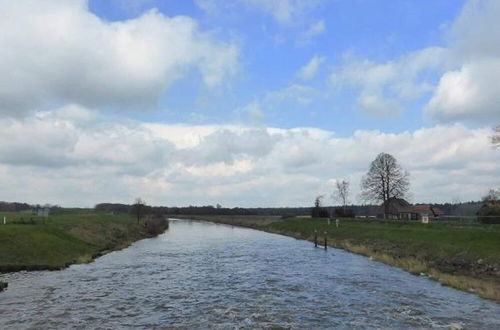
[0,237,150,273]
[172,215,500,301]
[0,213,168,291]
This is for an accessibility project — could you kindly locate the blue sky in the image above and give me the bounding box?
[0,0,498,207]
[87,0,467,134]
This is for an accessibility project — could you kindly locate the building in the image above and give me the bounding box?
[412,205,444,220]
[380,199,445,221]
[380,198,414,220]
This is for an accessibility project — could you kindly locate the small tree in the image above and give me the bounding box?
[132,197,146,224]
[361,153,410,217]
[333,179,350,213]
[483,188,499,202]
[312,195,329,218]
[491,125,500,148]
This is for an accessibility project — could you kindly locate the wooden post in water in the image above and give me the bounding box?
[314,229,318,248]
[324,232,327,250]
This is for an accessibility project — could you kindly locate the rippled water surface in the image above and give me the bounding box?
[1,220,499,329]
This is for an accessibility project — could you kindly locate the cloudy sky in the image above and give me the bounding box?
[0,0,499,207]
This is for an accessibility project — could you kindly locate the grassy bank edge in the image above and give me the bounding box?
[0,235,149,273]
[0,213,169,292]
[173,215,500,301]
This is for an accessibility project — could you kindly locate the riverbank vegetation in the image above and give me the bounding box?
[179,215,500,301]
[0,210,152,272]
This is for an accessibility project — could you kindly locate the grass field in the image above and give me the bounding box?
[179,215,500,300]
[269,218,500,263]
[0,210,151,272]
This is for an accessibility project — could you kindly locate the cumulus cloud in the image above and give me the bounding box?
[425,59,500,121]
[425,0,500,122]
[0,109,497,207]
[329,0,500,122]
[298,55,325,80]
[330,47,447,116]
[0,0,238,117]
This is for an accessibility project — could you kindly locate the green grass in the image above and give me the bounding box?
[0,211,150,271]
[268,218,500,261]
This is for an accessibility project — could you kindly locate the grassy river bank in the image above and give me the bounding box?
[0,210,156,291]
[173,215,500,301]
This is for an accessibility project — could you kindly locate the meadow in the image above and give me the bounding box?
[0,210,150,272]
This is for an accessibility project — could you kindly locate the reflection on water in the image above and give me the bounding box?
[1,220,499,329]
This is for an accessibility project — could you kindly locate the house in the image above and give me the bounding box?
[380,198,414,220]
[380,199,446,221]
[412,205,444,220]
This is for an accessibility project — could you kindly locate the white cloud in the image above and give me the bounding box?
[240,101,265,124]
[330,0,500,122]
[300,20,325,43]
[330,47,447,116]
[298,55,325,80]
[0,0,238,116]
[425,59,500,121]
[424,0,500,122]
[242,0,321,25]
[266,84,319,106]
[0,109,497,207]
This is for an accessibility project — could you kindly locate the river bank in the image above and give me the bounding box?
[0,211,157,275]
[173,215,500,301]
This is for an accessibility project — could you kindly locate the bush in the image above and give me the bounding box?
[477,202,500,224]
[146,215,169,235]
[311,207,329,218]
[333,208,355,218]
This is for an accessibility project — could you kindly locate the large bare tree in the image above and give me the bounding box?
[492,125,500,148]
[361,153,410,215]
[333,179,350,212]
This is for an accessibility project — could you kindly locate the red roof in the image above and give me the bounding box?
[413,205,431,212]
[413,205,444,217]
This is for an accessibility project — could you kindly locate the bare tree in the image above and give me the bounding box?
[492,125,500,148]
[333,179,350,212]
[483,188,499,202]
[131,197,146,224]
[361,153,410,217]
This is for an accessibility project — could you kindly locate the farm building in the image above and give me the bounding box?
[412,205,444,220]
[381,198,414,220]
[380,199,444,221]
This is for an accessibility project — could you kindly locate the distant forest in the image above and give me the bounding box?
[0,200,483,217]
[94,201,484,217]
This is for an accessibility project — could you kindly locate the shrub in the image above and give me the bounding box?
[311,207,329,218]
[477,202,500,224]
[333,208,355,218]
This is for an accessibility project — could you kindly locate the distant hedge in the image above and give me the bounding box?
[477,203,500,224]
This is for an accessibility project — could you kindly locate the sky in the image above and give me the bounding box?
[0,0,499,207]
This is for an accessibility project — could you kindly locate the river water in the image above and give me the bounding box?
[1,220,499,329]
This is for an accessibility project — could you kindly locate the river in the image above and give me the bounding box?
[1,219,499,329]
